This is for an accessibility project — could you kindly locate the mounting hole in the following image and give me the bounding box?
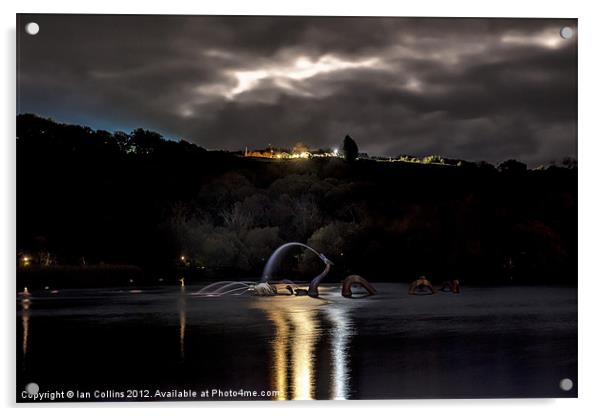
[559,378,573,391]
[560,26,573,40]
[25,382,39,395]
[25,22,40,36]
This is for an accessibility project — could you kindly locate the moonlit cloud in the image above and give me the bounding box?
[501,27,568,49]
[197,55,382,100]
[17,15,577,166]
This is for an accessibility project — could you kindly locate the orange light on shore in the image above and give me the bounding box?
[290,152,310,159]
[21,256,31,267]
[245,149,340,159]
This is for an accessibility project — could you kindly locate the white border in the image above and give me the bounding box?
[2,1,601,415]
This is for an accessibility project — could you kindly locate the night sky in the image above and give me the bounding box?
[17,15,577,165]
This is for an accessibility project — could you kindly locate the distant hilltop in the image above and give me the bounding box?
[17,113,577,171]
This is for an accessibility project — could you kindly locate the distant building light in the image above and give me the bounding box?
[20,255,31,267]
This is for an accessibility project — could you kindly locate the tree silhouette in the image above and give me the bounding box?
[16,114,577,286]
[498,159,527,173]
[342,134,359,162]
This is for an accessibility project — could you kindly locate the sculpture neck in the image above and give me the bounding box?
[308,263,331,298]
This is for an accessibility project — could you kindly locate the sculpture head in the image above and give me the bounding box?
[252,282,277,296]
[319,253,335,266]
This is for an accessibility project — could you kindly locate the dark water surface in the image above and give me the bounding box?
[16,284,577,401]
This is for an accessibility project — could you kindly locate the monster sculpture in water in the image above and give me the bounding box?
[252,282,278,296]
[408,276,435,295]
[194,242,376,299]
[439,279,461,293]
[253,243,335,297]
[341,275,377,298]
[307,255,334,297]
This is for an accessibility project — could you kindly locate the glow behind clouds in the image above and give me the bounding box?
[17,15,577,166]
[232,55,381,96]
[196,55,382,100]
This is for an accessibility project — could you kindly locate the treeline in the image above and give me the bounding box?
[17,114,577,285]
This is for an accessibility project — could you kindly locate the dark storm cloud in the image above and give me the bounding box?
[17,15,577,165]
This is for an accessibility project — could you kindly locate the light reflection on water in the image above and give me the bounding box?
[179,286,187,359]
[253,296,352,400]
[19,287,353,400]
[326,306,352,400]
[266,303,290,400]
[22,298,30,357]
[19,289,353,400]
[16,285,578,400]
[288,304,319,400]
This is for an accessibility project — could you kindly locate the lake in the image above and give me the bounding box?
[16,283,577,401]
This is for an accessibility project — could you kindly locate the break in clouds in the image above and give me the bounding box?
[17,15,577,166]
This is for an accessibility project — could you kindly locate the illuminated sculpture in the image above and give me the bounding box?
[194,243,377,299]
[341,275,377,298]
[439,279,460,293]
[408,276,435,295]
